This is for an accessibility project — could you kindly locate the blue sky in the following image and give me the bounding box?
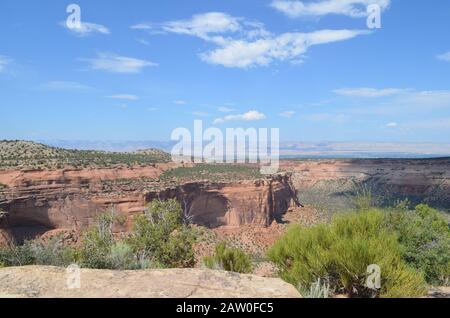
[1,0,450,143]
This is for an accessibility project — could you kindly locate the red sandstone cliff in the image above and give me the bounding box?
[0,166,299,242]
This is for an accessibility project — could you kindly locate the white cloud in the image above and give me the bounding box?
[82,53,157,73]
[130,23,153,30]
[38,81,92,91]
[174,100,187,105]
[386,122,398,128]
[106,94,139,100]
[280,111,296,118]
[270,0,391,18]
[201,29,368,68]
[63,21,110,36]
[140,12,366,68]
[334,87,405,97]
[437,51,450,62]
[218,106,236,112]
[162,12,242,42]
[0,56,11,73]
[213,110,266,124]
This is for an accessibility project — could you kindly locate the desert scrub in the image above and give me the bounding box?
[0,140,170,170]
[268,210,427,298]
[127,199,197,268]
[385,204,450,285]
[202,242,253,274]
[160,164,262,183]
[79,212,154,270]
[0,235,78,267]
[79,213,116,269]
[298,278,330,298]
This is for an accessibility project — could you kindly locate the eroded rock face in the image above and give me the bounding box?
[280,158,450,209]
[0,266,301,298]
[0,166,299,242]
[146,174,299,228]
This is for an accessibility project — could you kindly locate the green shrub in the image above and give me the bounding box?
[127,199,196,268]
[80,213,115,269]
[268,210,427,298]
[203,242,253,274]
[0,243,34,267]
[0,235,78,267]
[28,235,78,266]
[298,278,330,298]
[109,242,140,270]
[385,204,450,285]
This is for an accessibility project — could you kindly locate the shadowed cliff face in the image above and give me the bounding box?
[0,166,299,243]
[281,158,450,211]
[145,175,299,228]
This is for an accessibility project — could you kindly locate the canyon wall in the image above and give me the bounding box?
[281,158,450,209]
[0,166,299,242]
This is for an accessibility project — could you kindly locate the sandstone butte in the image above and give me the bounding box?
[0,266,301,298]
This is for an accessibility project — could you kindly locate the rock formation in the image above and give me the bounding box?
[281,158,450,209]
[0,166,299,242]
[0,266,301,298]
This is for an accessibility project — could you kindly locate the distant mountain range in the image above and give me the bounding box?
[39,140,450,159]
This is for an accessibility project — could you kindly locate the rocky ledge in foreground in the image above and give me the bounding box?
[0,266,301,298]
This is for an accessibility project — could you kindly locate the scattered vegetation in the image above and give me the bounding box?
[160,164,262,183]
[0,140,170,170]
[298,278,330,298]
[202,242,253,274]
[0,235,78,267]
[127,199,197,268]
[0,199,197,270]
[268,210,428,298]
[385,203,450,285]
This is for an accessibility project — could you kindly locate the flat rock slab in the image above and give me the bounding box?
[0,266,301,298]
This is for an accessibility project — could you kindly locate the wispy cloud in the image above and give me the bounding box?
[279,111,296,118]
[174,100,187,105]
[333,87,406,97]
[106,94,139,100]
[0,55,12,73]
[38,81,92,91]
[62,21,110,36]
[386,122,398,128]
[81,53,157,73]
[201,29,368,68]
[213,110,266,124]
[161,12,242,41]
[134,12,368,68]
[437,51,450,62]
[218,106,236,113]
[270,0,391,18]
